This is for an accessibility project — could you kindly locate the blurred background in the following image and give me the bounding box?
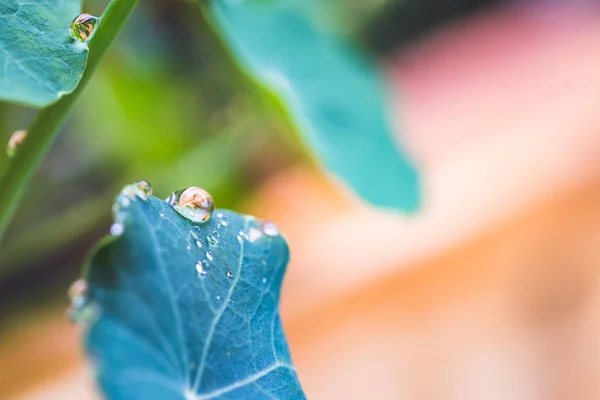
[1,0,600,398]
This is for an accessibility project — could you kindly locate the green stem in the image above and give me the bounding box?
[0,0,139,244]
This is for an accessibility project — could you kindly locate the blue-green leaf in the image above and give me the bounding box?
[0,0,87,107]
[208,0,420,211]
[82,192,305,399]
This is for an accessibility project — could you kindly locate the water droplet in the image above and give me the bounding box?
[196,240,203,248]
[206,252,214,261]
[226,271,233,279]
[206,235,219,247]
[247,227,263,243]
[168,187,214,223]
[118,195,131,208]
[159,210,165,218]
[219,220,229,228]
[262,277,267,284]
[67,278,96,323]
[69,14,99,42]
[68,279,87,303]
[7,129,26,158]
[216,212,224,218]
[165,193,177,205]
[134,180,152,200]
[260,221,280,237]
[187,244,191,250]
[195,261,208,276]
[216,295,221,300]
[110,222,124,236]
[212,230,220,238]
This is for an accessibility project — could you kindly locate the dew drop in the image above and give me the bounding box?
[134,180,152,200]
[69,14,99,42]
[247,227,263,243]
[262,277,267,284]
[165,192,177,205]
[110,222,124,236]
[68,279,87,305]
[219,220,229,228]
[260,221,280,237]
[7,129,26,158]
[118,195,131,208]
[226,271,233,279]
[196,240,203,248]
[206,235,219,247]
[206,252,214,261]
[67,279,93,323]
[159,210,165,218]
[168,187,214,223]
[195,261,208,276]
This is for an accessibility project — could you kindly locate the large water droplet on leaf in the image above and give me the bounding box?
[7,129,26,158]
[69,14,99,42]
[168,186,214,223]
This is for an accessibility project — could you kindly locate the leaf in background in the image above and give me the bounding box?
[0,0,87,107]
[82,188,305,399]
[207,0,420,211]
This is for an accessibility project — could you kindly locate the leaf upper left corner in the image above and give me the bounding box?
[81,193,305,400]
[0,0,88,107]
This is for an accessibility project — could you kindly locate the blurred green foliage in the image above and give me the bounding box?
[0,0,403,289]
[0,0,303,285]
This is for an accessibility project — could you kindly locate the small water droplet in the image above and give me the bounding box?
[118,195,131,208]
[261,258,267,266]
[206,235,219,247]
[216,295,221,300]
[196,240,203,248]
[134,180,152,200]
[195,261,208,276]
[69,14,99,42]
[216,212,224,218]
[187,244,191,250]
[67,279,94,323]
[68,279,87,303]
[226,271,233,279]
[159,210,165,218]
[212,230,220,238]
[219,220,229,228]
[262,277,267,284]
[168,187,214,223]
[206,252,214,261]
[110,222,124,236]
[165,193,177,205]
[7,129,26,158]
[260,221,280,237]
[247,227,263,243]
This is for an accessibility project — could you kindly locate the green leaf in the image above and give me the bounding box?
[82,191,305,399]
[208,0,420,211]
[0,0,87,107]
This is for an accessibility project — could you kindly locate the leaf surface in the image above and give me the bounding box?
[0,0,87,107]
[84,193,305,400]
[208,0,420,211]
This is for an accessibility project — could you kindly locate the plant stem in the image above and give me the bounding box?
[0,0,139,244]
